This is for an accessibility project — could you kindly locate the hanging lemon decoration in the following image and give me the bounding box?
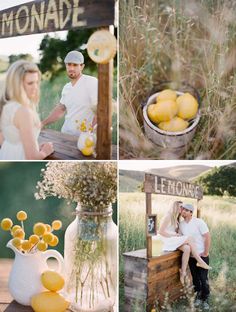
[87,30,117,64]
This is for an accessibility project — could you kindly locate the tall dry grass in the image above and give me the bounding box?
[119,192,236,311]
[119,0,236,159]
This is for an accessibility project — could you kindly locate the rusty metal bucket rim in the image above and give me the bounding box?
[143,91,201,136]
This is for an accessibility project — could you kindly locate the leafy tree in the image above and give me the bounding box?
[9,54,33,64]
[196,165,236,196]
[39,29,96,79]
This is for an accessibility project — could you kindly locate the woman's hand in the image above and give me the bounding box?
[40,142,54,158]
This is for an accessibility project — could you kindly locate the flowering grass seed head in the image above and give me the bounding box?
[13,229,25,239]
[52,220,62,231]
[48,235,59,247]
[33,223,47,236]
[29,234,40,245]
[16,211,27,221]
[37,241,48,251]
[42,232,54,243]
[1,218,13,231]
[21,240,32,251]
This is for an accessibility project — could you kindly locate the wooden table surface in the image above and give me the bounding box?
[0,259,70,312]
[0,259,117,312]
[39,129,117,160]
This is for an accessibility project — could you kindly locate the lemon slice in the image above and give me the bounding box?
[87,30,117,64]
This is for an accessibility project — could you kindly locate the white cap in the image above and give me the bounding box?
[64,51,84,64]
[182,203,194,212]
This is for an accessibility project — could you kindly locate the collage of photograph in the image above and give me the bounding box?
[0,0,235,312]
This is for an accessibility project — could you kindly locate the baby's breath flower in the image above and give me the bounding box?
[35,162,117,211]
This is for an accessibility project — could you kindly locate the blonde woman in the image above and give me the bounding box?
[159,201,211,284]
[0,60,53,160]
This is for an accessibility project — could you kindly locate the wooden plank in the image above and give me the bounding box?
[146,193,152,258]
[38,129,117,160]
[0,0,115,38]
[96,55,113,160]
[144,173,203,199]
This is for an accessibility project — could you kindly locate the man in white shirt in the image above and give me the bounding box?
[42,51,98,136]
[179,203,211,310]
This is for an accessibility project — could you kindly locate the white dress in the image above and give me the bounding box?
[0,101,40,160]
[160,224,188,251]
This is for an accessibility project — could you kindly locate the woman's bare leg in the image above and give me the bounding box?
[184,237,211,270]
[178,244,190,284]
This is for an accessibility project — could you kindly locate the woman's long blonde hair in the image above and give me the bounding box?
[170,201,182,230]
[0,60,41,116]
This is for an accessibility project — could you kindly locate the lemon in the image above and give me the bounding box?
[1,218,13,231]
[31,291,70,312]
[41,271,65,292]
[85,137,95,148]
[81,147,93,156]
[158,117,189,132]
[147,104,159,124]
[157,89,177,102]
[177,93,198,120]
[16,211,27,221]
[153,100,178,123]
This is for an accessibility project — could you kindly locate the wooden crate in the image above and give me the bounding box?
[124,249,187,312]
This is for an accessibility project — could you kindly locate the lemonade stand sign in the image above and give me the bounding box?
[123,173,203,311]
[0,0,116,160]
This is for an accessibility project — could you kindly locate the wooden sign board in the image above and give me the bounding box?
[146,214,157,237]
[144,173,203,200]
[0,0,115,38]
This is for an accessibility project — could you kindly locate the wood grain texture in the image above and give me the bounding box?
[123,249,192,312]
[38,129,117,160]
[0,0,115,38]
[96,59,113,160]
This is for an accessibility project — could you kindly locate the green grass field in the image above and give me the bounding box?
[119,192,236,311]
[39,68,117,144]
[119,0,236,159]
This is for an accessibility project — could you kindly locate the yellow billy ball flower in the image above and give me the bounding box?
[13,229,25,239]
[21,240,32,252]
[12,238,22,249]
[37,241,48,252]
[48,235,59,247]
[45,224,52,233]
[33,223,47,236]
[29,235,40,245]
[1,218,13,231]
[11,225,21,236]
[42,233,54,244]
[52,220,62,231]
[16,211,28,221]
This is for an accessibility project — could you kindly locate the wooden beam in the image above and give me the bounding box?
[146,193,152,258]
[96,58,113,160]
[0,0,115,38]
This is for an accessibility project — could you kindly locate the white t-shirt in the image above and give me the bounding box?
[179,217,209,254]
[60,74,98,136]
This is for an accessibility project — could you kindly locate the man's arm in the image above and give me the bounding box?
[41,104,66,128]
[201,232,211,257]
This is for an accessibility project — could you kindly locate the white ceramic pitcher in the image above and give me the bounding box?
[7,240,64,306]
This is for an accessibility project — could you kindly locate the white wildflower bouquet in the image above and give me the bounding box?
[35,162,117,210]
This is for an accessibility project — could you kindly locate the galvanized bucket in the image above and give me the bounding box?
[142,82,201,157]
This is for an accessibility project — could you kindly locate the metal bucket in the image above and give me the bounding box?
[142,82,201,157]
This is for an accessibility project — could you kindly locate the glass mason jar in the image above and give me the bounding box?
[64,204,117,312]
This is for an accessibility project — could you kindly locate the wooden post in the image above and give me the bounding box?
[96,45,113,159]
[146,193,152,258]
[197,199,201,218]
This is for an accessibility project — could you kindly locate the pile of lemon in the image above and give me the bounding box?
[31,271,69,312]
[147,89,198,132]
[0,211,62,253]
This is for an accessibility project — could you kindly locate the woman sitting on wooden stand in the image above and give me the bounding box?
[159,201,211,284]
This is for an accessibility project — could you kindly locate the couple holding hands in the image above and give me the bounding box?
[0,51,97,160]
[159,201,211,309]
